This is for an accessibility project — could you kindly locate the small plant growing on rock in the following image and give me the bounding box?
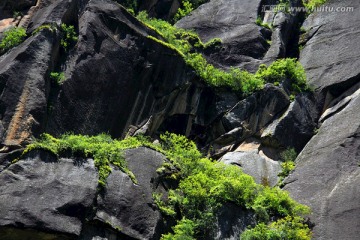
[0,27,27,53]
[174,1,194,22]
[278,148,297,182]
[50,72,66,85]
[60,24,78,51]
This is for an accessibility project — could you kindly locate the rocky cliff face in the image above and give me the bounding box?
[0,0,359,239]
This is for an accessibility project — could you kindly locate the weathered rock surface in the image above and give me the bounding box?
[221,151,282,187]
[138,0,180,21]
[0,147,167,240]
[0,151,99,239]
[176,0,267,71]
[261,93,319,152]
[300,0,360,92]
[96,147,166,240]
[0,28,55,146]
[284,86,360,239]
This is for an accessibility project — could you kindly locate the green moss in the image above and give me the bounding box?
[32,24,57,36]
[0,27,27,53]
[256,17,272,30]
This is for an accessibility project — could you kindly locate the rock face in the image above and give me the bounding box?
[300,0,360,91]
[0,29,55,146]
[0,147,166,240]
[0,0,359,239]
[221,151,282,187]
[284,87,360,240]
[282,1,360,239]
[176,0,303,71]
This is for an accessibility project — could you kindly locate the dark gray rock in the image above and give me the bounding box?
[299,0,360,91]
[261,93,319,152]
[46,0,196,139]
[221,151,281,187]
[0,151,99,238]
[138,0,180,20]
[209,84,290,152]
[175,0,267,71]
[0,28,56,146]
[215,203,255,240]
[284,86,360,239]
[96,147,165,240]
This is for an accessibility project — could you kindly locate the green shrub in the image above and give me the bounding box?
[154,133,311,239]
[241,216,312,240]
[174,1,194,22]
[60,24,78,51]
[50,72,66,85]
[256,17,272,30]
[278,148,297,183]
[137,12,310,97]
[303,0,327,9]
[0,27,27,53]
[255,59,310,94]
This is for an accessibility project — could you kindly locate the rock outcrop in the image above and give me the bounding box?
[0,0,359,239]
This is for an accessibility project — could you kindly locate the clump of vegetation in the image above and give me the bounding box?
[60,24,78,51]
[303,0,327,9]
[20,134,154,187]
[278,148,297,183]
[153,133,311,239]
[0,27,27,53]
[20,132,310,238]
[241,216,312,240]
[137,12,310,97]
[174,1,194,22]
[256,17,272,30]
[256,58,310,95]
[50,72,66,85]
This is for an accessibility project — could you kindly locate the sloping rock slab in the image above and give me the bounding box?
[300,0,360,91]
[0,151,98,238]
[284,87,360,239]
[221,151,281,187]
[96,147,165,240]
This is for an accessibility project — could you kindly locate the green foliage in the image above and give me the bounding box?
[20,133,154,187]
[174,1,194,22]
[154,133,311,239]
[241,216,312,240]
[256,17,272,30]
[117,0,138,11]
[50,72,66,85]
[278,148,297,182]
[60,24,78,51]
[161,218,196,240]
[0,27,27,53]
[255,59,310,95]
[303,0,327,9]
[137,12,309,97]
[32,24,56,36]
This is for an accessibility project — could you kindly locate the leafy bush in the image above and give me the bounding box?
[241,216,312,240]
[0,27,26,53]
[60,24,78,51]
[50,72,66,85]
[174,1,194,22]
[137,12,310,97]
[154,133,311,239]
[303,0,327,9]
[255,59,310,95]
[278,148,297,183]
